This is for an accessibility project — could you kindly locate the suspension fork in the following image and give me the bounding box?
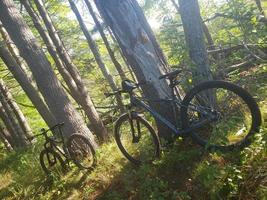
[127,106,141,143]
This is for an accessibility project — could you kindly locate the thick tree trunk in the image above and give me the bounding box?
[83,0,127,80]
[0,86,28,147]
[0,0,97,149]
[0,79,33,139]
[0,125,13,151]
[0,42,57,129]
[95,0,178,140]
[178,0,213,83]
[21,0,107,141]
[68,0,125,113]
[171,0,216,57]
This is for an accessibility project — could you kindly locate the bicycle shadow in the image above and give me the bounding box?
[92,137,245,200]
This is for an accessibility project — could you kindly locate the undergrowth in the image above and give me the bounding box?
[0,65,266,200]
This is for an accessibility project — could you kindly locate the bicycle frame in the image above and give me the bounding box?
[42,125,70,161]
[128,90,213,137]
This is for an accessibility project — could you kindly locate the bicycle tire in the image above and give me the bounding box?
[67,133,96,169]
[180,80,261,151]
[114,112,160,165]
[39,148,67,176]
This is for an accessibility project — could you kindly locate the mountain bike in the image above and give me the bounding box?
[30,122,96,177]
[105,69,262,165]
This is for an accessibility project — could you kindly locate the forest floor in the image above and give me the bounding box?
[0,64,266,200]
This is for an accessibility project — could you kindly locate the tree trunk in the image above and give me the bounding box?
[255,0,266,17]
[21,0,107,141]
[0,0,97,150]
[178,0,213,83]
[0,41,57,129]
[0,24,29,76]
[95,0,178,140]
[171,0,216,56]
[0,103,23,148]
[0,85,28,147]
[0,125,13,151]
[83,0,127,80]
[68,0,125,113]
[0,79,33,139]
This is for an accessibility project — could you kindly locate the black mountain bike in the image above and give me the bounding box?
[30,123,96,177]
[105,69,261,165]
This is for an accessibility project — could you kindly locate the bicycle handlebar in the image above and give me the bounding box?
[104,80,148,97]
[28,122,65,141]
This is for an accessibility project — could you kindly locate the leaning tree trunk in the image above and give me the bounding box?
[255,0,266,17]
[0,41,57,129]
[254,0,267,24]
[0,79,33,139]
[68,0,125,113]
[0,86,28,147]
[95,0,179,140]
[0,23,29,76]
[21,0,107,141]
[0,0,97,150]
[0,125,13,151]
[0,103,23,148]
[83,0,126,80]
[178,0,213,83]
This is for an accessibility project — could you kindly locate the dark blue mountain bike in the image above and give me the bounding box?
[105,69,261,165]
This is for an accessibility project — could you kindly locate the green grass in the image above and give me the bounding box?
[0,65,266,200]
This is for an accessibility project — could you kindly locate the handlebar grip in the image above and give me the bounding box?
[104,90,122,97]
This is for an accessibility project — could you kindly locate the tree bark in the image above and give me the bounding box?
[68,0,125,113]
[0,0,97,150]
[0,24,29,76]
[95,0,178,140]
[0,125,13,151]
[255,0,266,17]
[0,79,33,140]
[0,41,57,129]
[171,0,217,58]
[21,0,107,141]
[178,0,213,83]
[0,84,29,147]
[83,0,127,80]
[0,102,24,148]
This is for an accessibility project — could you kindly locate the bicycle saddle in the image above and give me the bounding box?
[159,69,183,80]
[122,79,137,92]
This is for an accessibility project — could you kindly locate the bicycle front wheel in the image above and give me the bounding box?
[181,80,261,151]
[67,133,96,169]
[39,148,67,177]
[114,112,160,165]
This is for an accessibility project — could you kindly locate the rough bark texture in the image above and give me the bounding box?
[0,80,33,139]
[68,0,125,113]
[171,0,217,59]
[178,0,213,83]
[95,0,177,140]
[0,102,26,148]
[21,0,107,141]
[0,24,29,76]
[0,42,57,129]
[0,0,97,149]
[84,0,127,80]
[0,85,29,147]
[0,125,13,151]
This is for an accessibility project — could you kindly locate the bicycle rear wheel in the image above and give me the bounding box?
[67,133,96,169]
[181,80,261,151]
[39,148,67,177]
[114,112,160,165]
